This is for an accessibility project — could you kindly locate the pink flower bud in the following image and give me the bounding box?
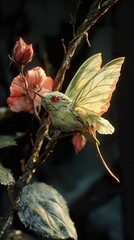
[13,37,34,64]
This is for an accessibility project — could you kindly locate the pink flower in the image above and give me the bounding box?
[13,37,34,64]
[72,133,87,154]
[7,67,53,113]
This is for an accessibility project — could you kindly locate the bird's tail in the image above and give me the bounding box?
[87,127,120,183]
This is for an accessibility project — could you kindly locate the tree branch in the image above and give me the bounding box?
[53,0,119,91]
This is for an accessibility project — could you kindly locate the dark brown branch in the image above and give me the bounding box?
[53,0,119,91]
[15,130,61,190]
[15,120,47,190]
[0,210,14,239]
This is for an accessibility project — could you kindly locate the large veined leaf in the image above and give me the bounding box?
[0,163,15,185]
[18,182,77,240]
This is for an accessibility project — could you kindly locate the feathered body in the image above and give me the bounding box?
[41,53,124,137]
[42,91,114,134]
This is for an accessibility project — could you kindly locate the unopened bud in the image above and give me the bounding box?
[13,37,34,64]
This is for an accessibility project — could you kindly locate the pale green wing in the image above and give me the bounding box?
[72,57,125,116]
[65,53,102,99]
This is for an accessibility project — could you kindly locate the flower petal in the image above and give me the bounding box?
[72,133,86,154]
[7,96,34,113]
[7,66,53,113]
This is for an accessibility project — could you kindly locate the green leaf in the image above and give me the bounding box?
[18,182,77,239]
[0,135,17,149]
[0,163,15,185]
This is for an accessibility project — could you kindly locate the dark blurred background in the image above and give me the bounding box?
[0,0,133,239]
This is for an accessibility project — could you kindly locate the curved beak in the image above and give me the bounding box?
[13,82,44,99]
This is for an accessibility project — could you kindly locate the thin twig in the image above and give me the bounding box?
[0,210,14,239]
[53,0,119,91]
[15,122,47,189]
[69,0,82,37]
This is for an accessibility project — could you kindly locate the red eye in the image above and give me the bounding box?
[50,96,60,104]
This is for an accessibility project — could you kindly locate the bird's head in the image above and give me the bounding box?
[41,91,72,111]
